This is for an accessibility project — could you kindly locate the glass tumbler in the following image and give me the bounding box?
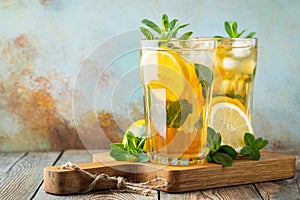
[140,38,215,165]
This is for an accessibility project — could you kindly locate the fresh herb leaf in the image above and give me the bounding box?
[179,31,193,40]
[194,63,214,99]
[139,27,155,40]
[136,152,150,162]
[109,144,136,161]
[194,63,214,88]
[166,99,192,128]
[169,19,178,30]
[109,132,150,162]
[141,19,162,34]
[194,116,203,130]
[205,127,237,167]
[162,14,169,31]
[170,23,191,38]
[240,133,269,160]
[218,145,238,160]
[140,14,193,40]
[215,21,256,38]
[212,152,233,167]
[206,127,221,152]
[246,32,256,38]
[244,132,255,146]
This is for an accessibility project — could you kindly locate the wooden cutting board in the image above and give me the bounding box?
[44,151,295,195]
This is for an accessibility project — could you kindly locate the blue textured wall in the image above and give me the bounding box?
[0,0,299,151]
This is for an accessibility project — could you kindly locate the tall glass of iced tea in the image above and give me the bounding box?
[140,39,215,165]
[210,38,258,151]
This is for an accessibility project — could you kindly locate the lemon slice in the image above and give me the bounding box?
[141,50,190,101]
[210,102,253,150]
[212,96,245,112]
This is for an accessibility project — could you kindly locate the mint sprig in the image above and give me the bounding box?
[240,133,269,160]
[140,14,193,40]
[205,127,237,167]
[214,21,256,38]
[109,132,149,162]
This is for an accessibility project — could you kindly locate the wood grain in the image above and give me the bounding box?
[0,152,26,175]
[160,184,262,200]
[0,152,60,200]
[37,150,158,200]
[44,151,295,195]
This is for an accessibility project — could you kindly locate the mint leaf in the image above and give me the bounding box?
[194,63,214,88]
[139,27,155,40]
[244,133,255,146]
[241,133,269,160]
[179,31,193,40]
[225,21,234,38]
[240,145,252,155]
[245,32,256,38]
[169,19,178,30]
[205,152,213,162]
[141,19,162,34]
[250,151,260,160]
[170,23,190,38]
[218,145,237,160]
[162,14,169,31]
[206,127,221,151]
[194,116,203,130]
[166,99,192,128]
[136,152,150,162]
[212,152,233,167]
[109,144,136,161]
[110,143,126,151]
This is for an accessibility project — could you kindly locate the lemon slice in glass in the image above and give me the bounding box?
[141,50,190,101]
[210,102,253,150]
[211,96,245,112]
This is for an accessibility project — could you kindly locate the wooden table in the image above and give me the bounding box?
[0,150,299,200]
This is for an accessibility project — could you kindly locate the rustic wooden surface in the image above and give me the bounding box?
[0,150,299,200]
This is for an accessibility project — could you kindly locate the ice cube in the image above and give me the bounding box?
[222,57,240,70]
[243,59,256,74]
[232,40,252,58]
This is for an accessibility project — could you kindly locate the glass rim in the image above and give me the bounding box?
[140,37,216,42]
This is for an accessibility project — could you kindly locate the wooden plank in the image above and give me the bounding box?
[0,152,60,200]
[0,152,26,175]
[253,150,300,200]
[161,184,262,200]
[35,150,158,200]
[43,151,295,194]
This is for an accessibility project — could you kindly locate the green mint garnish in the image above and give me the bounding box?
[205,127,237,167]
[214,21,256,38]
[140,14,193,40]
[166,99,193,129]
[240,133,269,160]
[109,132,149,162]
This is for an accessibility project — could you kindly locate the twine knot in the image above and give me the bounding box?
[60,162,169,195]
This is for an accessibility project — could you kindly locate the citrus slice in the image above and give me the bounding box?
[209,102,253,150]
[211,96,245,112]
[122,119,148,151]
[141,49,190,101]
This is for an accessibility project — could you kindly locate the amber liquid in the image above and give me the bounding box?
[213,41,257,122]
[141,47,213,165]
